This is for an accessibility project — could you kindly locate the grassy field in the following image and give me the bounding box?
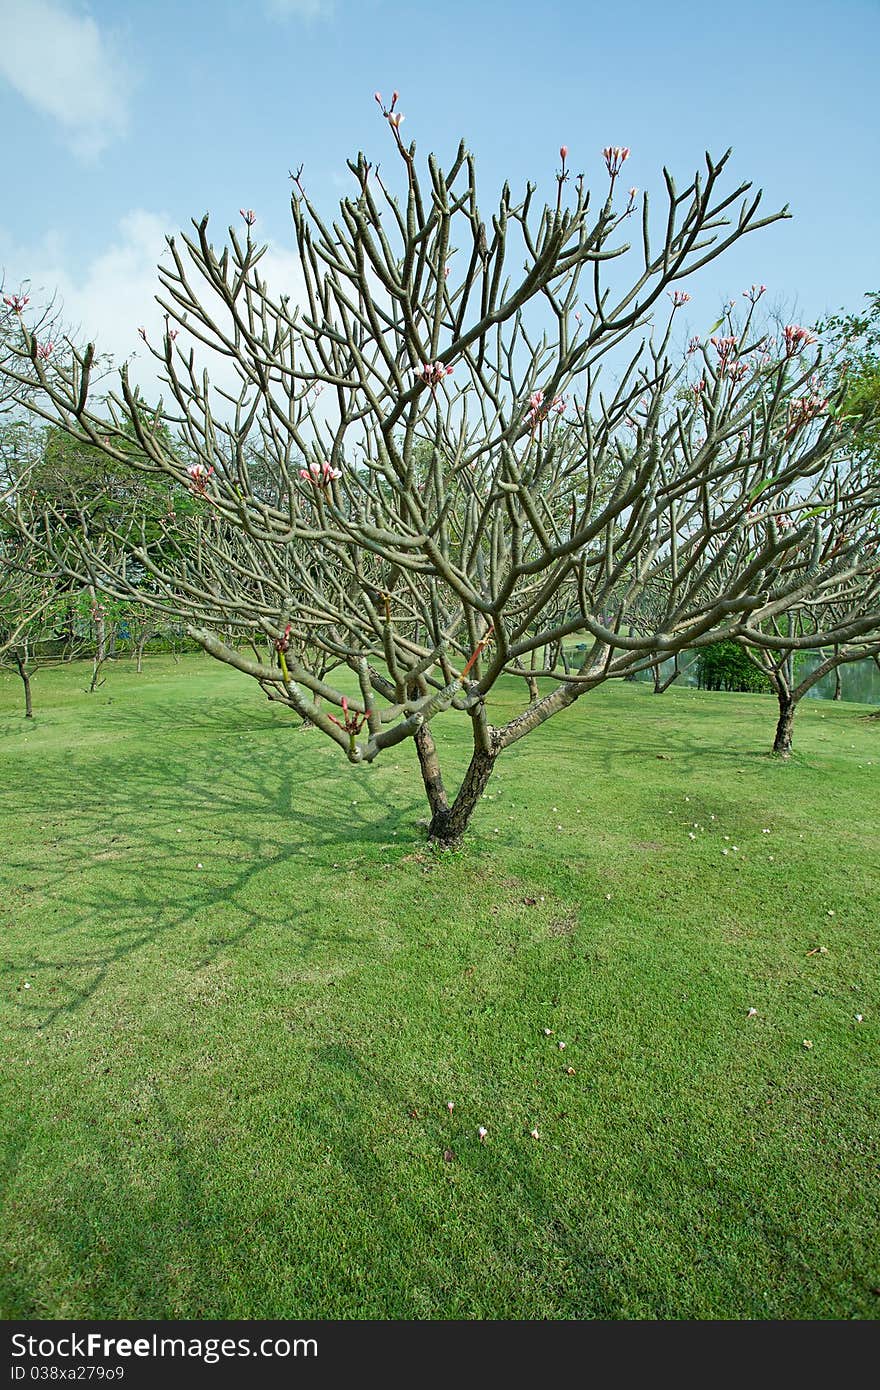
[1,654,878,1320]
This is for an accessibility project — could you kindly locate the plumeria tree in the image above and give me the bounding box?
[5,101,880,843]
[739,590,880,757]
[0,526,79,717]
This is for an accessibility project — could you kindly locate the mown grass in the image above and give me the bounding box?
[1,655,878,1319]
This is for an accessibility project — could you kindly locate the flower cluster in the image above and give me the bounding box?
[744,284,767,303]
[239,208,256,226]
[186,463,214,494]
[328,695,368,739]
[668,290,691,309]
[375,90,404,131]
[3,293,28,313]
[415,361,453,390]
[274,622,292,655]
[602,145,630,177]
[783,324,817,357]
[687,335,701,355]
[710,335,739,370]
[299,460,342,486]
[785,392,828,437]
[525,390,565,429]
[35,340,54,360]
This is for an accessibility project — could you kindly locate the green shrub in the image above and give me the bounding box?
[694,641,769,693]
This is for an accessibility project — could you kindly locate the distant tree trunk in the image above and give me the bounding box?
[525,674,540,704]
[14,651,33,719]
[772,691,796,757]
[88,588,107,692]
[135,635,147,673]
[832,654,842,701]
[63,599,76,660]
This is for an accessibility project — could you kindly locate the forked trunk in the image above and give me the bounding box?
[414,723,498,847]
[772,693,796,757]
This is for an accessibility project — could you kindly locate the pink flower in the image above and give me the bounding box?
[525,389,545,427]
[560,145,569,160]
[299,460,342,486]
[186,463,214,494]
[783,324,816,357]
[668,290,691,309]
[692,378,706,397]
[710,335,738,369]
[477,1126,488,1142]
[240,209,256,226]
[785,393,827,437]
[275,622,292,654]
[35,340,54,360]
[602,145,631,177]
[374,91,383,105]
[447,1101,454,1112]
[744,284,767,302]
[388,112,404,130]
[415,361,453,390]
[687,335,701,355]
[552,395,566,415]
[3,293,28,313]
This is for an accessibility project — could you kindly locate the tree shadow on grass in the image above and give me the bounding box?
[1,703,423,1031]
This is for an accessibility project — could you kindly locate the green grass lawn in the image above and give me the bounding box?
[1,654,878,1320]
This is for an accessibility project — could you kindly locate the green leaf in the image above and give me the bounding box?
[747,474,784,504]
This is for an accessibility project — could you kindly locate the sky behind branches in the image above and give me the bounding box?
[0,0,877,388]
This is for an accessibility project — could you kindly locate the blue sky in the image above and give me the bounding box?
[0,0,877,380]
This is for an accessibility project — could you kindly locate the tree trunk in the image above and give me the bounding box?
[14,653,33,719]
[89,656,106,693]
[832,666,842,701]
[136,638,146,674]
[772,692,796,757]
[414,722,449,821]
[414,723,498,847]
[525,674,540,704]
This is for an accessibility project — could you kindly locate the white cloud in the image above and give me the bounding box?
[265,0,335,19]
[1,210,310,406]
[0,0,132,159]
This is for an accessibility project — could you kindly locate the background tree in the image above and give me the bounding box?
[818,290,880,467]
[5,108,880,843]
[740,600,880,757]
